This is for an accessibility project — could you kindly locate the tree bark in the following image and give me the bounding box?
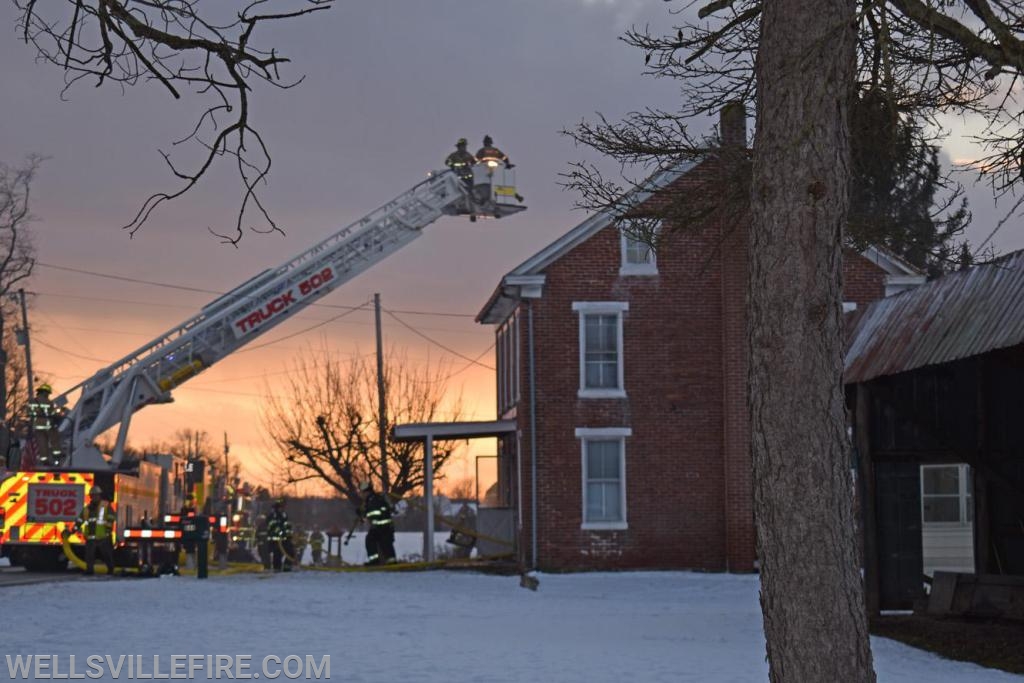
[749,1,876,681]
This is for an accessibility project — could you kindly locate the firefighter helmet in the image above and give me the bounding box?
[37,383,53,394]
[483,135,493,146]
[456,138,467,147]
[358,480,372,492]
[90,486,103,498]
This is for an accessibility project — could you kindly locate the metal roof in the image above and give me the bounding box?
[391,420,516,442]
[845,249,1024,383]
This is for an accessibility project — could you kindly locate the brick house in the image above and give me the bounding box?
[475,107,923,572]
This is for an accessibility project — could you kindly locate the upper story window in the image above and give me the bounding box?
[922,464,973,525]
[496,311,520,413]
[572,302,628,399]
[619,220,660,276]
[577,427,631,530]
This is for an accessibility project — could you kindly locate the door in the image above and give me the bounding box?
[875,461,924,609]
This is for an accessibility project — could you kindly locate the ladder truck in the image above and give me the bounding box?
[0,161,525,571]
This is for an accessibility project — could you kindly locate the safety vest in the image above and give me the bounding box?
[78,502,116,540]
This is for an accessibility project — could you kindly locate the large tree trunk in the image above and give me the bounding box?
[749,1,876,681]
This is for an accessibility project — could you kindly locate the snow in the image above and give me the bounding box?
[2,572,1020,682]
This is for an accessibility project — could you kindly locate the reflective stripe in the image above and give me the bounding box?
[372,519,393,526]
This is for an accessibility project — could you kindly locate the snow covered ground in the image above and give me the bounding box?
[2,571,1020,682]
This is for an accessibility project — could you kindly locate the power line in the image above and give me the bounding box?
[35,262,480,317]
[384,309,495,370]
[238,299,373,353]
[32,337,112,364]
[37,262,221,295]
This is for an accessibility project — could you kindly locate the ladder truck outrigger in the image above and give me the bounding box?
[0,159,525,572]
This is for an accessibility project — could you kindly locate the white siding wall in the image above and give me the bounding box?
[922,524,974,576]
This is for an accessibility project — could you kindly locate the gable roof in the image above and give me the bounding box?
[476,161,697,323]
[845,249,1024,383]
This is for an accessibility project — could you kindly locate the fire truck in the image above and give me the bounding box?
[0,160,525,571]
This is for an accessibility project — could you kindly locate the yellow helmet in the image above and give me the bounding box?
[37,383,53,394]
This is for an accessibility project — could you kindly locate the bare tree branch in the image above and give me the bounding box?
[14,0,331,242]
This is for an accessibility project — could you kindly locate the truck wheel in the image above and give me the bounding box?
[20,548,68,572]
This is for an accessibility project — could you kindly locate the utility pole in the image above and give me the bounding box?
[18,289,34,403]
[223,431,230,501]
[374,293,389,493]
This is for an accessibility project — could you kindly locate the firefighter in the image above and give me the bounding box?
[139,510,153,569]
[475,135,513,169]
[267,499,293,572]
[76,487,116,575]
[27,383,64,466]
[180,494,198,568]
[445,138,476,183]
[291,527,307,567]
[358,481,395,566]
[255,514,271,570]
[308,528,325,566]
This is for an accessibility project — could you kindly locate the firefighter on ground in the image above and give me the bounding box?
[308,528,325,566]
[267,499,294,572]
[358,480,395,566]
[180,494,198,567]
[291,527,307,568]
[255,514,271,570]
[445,138,476,183]
[27,383,64,466]
[76,486,116,575]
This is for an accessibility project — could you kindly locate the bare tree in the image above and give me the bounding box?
[0,157,39,458]
[13,0,330,243]
[261,344,463,508]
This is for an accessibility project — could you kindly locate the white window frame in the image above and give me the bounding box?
[619,221,659,276]
[921,464,973,526]
[576,427,630,530]
[573,301,628,399]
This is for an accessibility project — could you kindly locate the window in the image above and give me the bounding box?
[573,302,628,398]
[577,427,630,529]
[921,464,973,524]
[619,221,659,276]
[496,312,520,413]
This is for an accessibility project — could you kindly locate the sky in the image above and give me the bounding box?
[4,569,1022,682]
[1,1,1020,492]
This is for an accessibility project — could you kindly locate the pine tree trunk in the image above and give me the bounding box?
[749,1,876,681]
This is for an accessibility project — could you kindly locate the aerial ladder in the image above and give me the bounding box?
[50,162,525,470]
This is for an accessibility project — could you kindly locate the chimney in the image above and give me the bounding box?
[720,101,747,149]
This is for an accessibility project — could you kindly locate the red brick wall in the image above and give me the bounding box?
[843,248,887,308]
[506,168,891,572]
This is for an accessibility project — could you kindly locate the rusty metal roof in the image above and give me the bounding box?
[845,249,1024,383]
